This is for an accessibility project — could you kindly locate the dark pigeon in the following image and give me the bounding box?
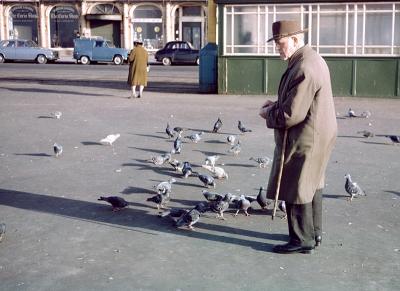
[212,118,223,133]
[198,174,216,188]
[98,196,128,211]
[166,123,174,138]
[209,193,233,220]
[238,120,252,133]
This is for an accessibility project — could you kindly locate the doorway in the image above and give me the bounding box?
[182,22,201,49]
[90,20,121,47]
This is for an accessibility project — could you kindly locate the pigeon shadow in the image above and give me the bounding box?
[0,188,281,252]
[192,150,227,157]
[14,153,52,157]
[384,190,400,197]
[360,141,392,146]
[121,186,155,195]
[174,181,206,189]
[2,86,110,97]
[37,115,54,119]
[129,147,169,155]
[337,135,363,139]
[169,198,203,207]
[81,141,103,146]
[224,163,255,168]
[323,194,348,199]
[204,140,227,144]
[130,133,166,140]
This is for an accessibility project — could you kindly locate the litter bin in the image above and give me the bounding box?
[199,43,218,93]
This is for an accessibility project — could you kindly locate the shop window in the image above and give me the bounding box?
[182,6,202,16]
[9,5,38,42]
[50,6,79,48]
[133,5,163,51]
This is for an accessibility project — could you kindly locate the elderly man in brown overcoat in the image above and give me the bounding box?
[259,20,337,254]
[127,40,148,98]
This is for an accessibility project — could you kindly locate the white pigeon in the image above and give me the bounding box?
[204,155,220,167]
[53,143,63,157]
[226,135,236,146]
[347,108,357,117]
[169,158,184,173]
[228,140,241,156]
[344,174,366,201]
[52,111,62,119]
[202,164,228,179]
[249,156,272,168]
[148,153,171,166]
[100,133,120,146]
[154,178,177,195]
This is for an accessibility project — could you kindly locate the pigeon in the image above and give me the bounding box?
[185,132,204,143]
[202,190,224,202]
[212,118,223,133]
[226,135,236,145]
[165,123,174,138]
[255,186,269,209]
[147,193,170,210]
[278,201,287,219]
[385,135,400,144]
[198,174,216,188]
[357,130,374,138]
[172,135,183,154]
[360,111,372,118]
[169,159,184,173]
[148,153,172,166]
[53,143,63,157]
[0,223,5,243]
[202,164,228,179]
[98,196,128,211]
[173,127,184,135]
[182,161,197,178]
[344,174,366,201]
[232,195,252,216]
[51,111,62,119]
[159,208,188,219]
[204,155,220,168]
[347,108,357,117]
[209,193,233,220]
[154,178,176,195]
[175,203,210,230]
[238,120,252,133]
[228,140,241,156]
[249,156,272,168]
[100,133,120,146]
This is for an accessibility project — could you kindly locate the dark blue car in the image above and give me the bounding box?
[155,41,199,66]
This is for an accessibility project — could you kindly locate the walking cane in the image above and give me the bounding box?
[272,129,288,220]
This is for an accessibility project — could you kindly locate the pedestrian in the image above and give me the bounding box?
[259,20,337,254]
[127,40,148,98]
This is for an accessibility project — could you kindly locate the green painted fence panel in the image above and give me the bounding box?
[226,58,265,94]
[266,58,286,94]
[325,59,353,96]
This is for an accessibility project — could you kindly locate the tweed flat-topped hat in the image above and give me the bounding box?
[267,20,308,42]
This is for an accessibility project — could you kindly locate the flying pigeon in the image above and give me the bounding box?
[0,223,5,243]
[198,174,216,188]
[226,135,236,146]
[169,159,184,173]
[232,195,252,216]
[202,164,228,179]
[185,132,204,143]
[53,143,63,157]
[204,155,220,168]
[238,120,252,133]
[212,118,223,133]
[182,161,197,178]
[172,135,183,154]
[347,108,357,117]
[357,130,374,138]
[147,193,170,210]
[249,156,272,168]
[278,201,287,219]
[98,196,128,212]
[154,178,176,195]
[344,174,366,201]
[385,135,400,144]
[202,190,224,202]
[52,111,62,119]
[228,140,241,156]
[175,203,210,230]
[148,153,172,166]
[209,193,233,220]
[165,123,174,138]
[100,133,120,146]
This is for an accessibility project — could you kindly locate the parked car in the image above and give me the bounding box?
[73,37,129,65]
[0,39,59,64]
[155,41,199,66]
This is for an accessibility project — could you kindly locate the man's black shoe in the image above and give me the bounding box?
[315,235,322,247]
[273,243,314,254]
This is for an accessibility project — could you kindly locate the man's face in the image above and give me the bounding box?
[275,36,297,61]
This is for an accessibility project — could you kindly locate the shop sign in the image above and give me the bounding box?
[50,6,79,22]
[10,5,38,21]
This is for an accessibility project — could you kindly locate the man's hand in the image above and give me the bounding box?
[259,100,275,119]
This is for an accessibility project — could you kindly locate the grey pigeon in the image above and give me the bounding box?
[209,193,233,220]
[278,201,287,219]
[98,196,128,211]
[148,153,171,166]
[175,203,210,230]
[0,223,5,243]
[226,135,236,145]
[185,131,204,143]
[198,174,216,188]
[172,135,183,154]
[169,159,184,173]
[228,140,241,156]
[154,178,176,195]
[166,123,174,138]
[202,190,224,202]
[360,110,371,118]
[159,208,188,219]
[147,193,170,210]
[232,195,252,216]
[256,186,269,209]
[344,174,366,201]
[53,143,63,157]
[182,161,197,178]
[348,108,357,117]
[212,118,223,133]
[357,130,374,138]
[173,127,184,135]
[238,120,252,133]
[249,156,272,168]
[385,135,400,144]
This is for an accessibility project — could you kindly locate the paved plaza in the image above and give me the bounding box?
[0,74,399,290]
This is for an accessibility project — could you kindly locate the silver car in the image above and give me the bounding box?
[0,39,59,64]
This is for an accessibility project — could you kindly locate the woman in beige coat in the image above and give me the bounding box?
[260,21,337,254]
[127,41,148,98]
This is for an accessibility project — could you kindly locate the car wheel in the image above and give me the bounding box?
[36,54,47,64]
[113,55,123,65]
[162,57,171,66]
[80,56,90,65]
[195,57,200,65]
[0,54,4,63]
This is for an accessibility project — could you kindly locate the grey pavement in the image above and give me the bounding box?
[0,72,399,290]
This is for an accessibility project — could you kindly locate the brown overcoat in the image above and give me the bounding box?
[127,45,148,86]
[266,45,337,204]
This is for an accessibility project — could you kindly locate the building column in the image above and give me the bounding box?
[39,3,46,47]
[208,0,216,43]
[123,3,130,49]
[0,4,4,40]
[80,1,88,37]
[165,2,173,43]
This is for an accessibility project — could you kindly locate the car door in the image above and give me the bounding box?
[92,40,112,62]
[1,40,16,59]
[173,42,192,63]
[16,40,36,60]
